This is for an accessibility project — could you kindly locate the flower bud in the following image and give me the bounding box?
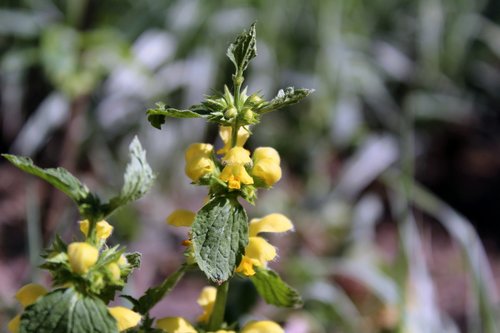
[251,147,281,186]
[7,314,20,333]
[15,283,48,308]
[107,262,121,281]
[108,306,141,331]
[247,94,263,106]
[253,147,280,164]
[185,143,213,162]
[241,107,256,123]
[224,106,237,119]
[67,242,99,274]
[79,220,113,240]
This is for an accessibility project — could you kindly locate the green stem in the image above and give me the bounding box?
[231,72,244,148]
[207,281,229,331]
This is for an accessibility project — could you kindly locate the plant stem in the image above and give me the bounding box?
[231,72,244,148]
[207,281,229,331]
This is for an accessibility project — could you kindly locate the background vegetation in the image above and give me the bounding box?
[1,0,500,332]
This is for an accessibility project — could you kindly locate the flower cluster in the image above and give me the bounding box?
[185,125,281,203]
[154,286,284,333]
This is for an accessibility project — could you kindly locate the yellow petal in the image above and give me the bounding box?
[67,242,99,274]
[166,210,196,227]
[7,314,21,333]
[197,286,216,323]
[245,237,277,266]
[217,126,250,155]
[222,147,252,165]
[185,143,214,162]
[220,165,254,190]
[79,220,113,240]
[241,321,284,333]
[213,330,236,333]
[15,283,48,308]
[235,256,258,276]
[249,214,293,237]
[156,317,197,333]
[253,147,280,164]
[252,158,281,186]
[185,156,215,181]
[108,306,141,331]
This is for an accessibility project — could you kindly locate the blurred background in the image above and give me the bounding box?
[1,0,500,332]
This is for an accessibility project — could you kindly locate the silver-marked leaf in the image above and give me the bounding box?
[192,197,248,282]
[250,268,303,308]
[259,87,314,114]
[103,137,154,218]
[2,154,91,204]
[20,288,120,333]
[226,23,257,74]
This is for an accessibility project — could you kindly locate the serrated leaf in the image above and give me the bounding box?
[102,137,154,218]
[20,288,119,333]
[226,23,257,74]
[259,87,314,114]
[134,265,187,314]
[146,102,207,129]
[250,268,303,308]
[2,154,91,204]
[192,197,248,282]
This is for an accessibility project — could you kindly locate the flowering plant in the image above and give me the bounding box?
[4,24,311,333]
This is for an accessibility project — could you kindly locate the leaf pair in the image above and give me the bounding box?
[3,136,154,221]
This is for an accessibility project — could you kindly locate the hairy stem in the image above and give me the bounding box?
[207,281,229,331]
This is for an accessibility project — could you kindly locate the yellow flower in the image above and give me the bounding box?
[7,314,20,333]
[251,147,281,187]
[185,143,216,182]
[108,306,141,331]
[197,286,217,323]
[220,164,254,190]
[156,317,197,333]
[217,126,250,155]
[15,283,48,308]
[185,143,214,161]
[236,214,293,276]
[166,209,196,227]
[241,321,284,333]
[222,147,252,166]
[213,331,236,333]
[79,220,113,240]
[107,262,121,281]
[67,242,99,274]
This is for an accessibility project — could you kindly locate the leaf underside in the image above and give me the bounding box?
[250,268,303,308]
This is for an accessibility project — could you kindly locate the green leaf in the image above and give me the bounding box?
[125,252,142,270]
[20,288,120,333]
[250,268,303,308]
[226,23,257,75]
[134,265,187,314]
[2,154,91,204]
[103,137,154,218]
[259,87,314,114]
[146,102,206,129]
[192,197,248,282]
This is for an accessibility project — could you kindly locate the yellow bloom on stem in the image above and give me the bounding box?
[67,242,99,274]
[15,283,48,308]
[251,147,281,186]
[108,306,141,331]
[217,126,250,155]
[197,286,217,323]
[7,314,20,333]
[220,164,254,190]
[241,320,284,333]
[185,143,215,182]
[236,214,293,276]
[166,209,196,227]
[156,317,197,333]
[222,147,252,166]
[79,220,113,240]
